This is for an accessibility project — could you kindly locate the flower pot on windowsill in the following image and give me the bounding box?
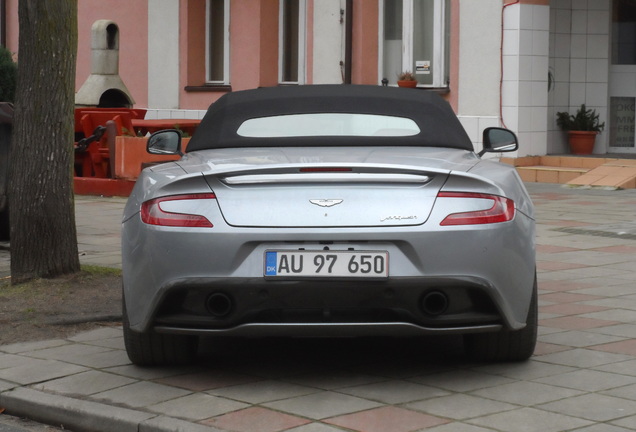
[397,71,418,88]
[397,80,418,88]
[567,131,598,155]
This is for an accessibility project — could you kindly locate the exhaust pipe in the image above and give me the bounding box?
[421,291,449,316]
[206,293,233,317]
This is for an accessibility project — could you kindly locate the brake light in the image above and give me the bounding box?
[438,192,515,226]
[141,194,216,227]
[299,167,353,172]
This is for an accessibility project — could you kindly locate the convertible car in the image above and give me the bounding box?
[122,85,536,366]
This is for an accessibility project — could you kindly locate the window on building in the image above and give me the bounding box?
[207,0,230,84]
[280,0,306,84]
[612,0,636,65]
[380,0,449,87]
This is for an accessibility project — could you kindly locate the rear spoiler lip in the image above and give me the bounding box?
[222,172,433,185]
[215,163,449,185]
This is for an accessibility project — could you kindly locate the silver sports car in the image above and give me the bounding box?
[122,85,536,366]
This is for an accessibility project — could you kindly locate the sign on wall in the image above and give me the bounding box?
[416,60,430,75]
[610,97,635,149]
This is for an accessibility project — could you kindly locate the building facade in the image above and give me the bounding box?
[1,0,634,157]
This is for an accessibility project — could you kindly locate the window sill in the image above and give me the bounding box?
[185,85,232,93]
[423,86,450,95]
[384,84,450,94]
[395,86,450,94]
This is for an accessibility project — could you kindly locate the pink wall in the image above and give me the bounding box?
[179,0,280,110]
[351,0,379,85]
[2,0,148,107]
[3,0,18,55]
[305,0,314,84]
[230,0,279,91]
[179,0,214,110]
[257,0,279,88]
[77,1,149,107]
[3,0,461,113]
[448,0,460,111]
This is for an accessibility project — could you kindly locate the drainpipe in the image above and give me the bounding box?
[344,0,353,84]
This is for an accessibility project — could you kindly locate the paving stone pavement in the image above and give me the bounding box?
[2,183,636,432]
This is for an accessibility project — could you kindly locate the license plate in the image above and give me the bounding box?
[264,250,389,278]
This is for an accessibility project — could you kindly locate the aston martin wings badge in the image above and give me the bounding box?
[309,199,344,207]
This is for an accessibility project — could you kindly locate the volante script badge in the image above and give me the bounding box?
[310,199,343,207]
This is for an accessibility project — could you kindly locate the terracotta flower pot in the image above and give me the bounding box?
[567,131,597,155]
[397,80,418,88]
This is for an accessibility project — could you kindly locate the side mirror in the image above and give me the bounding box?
[147,129,183,155]
[479,127,518,157]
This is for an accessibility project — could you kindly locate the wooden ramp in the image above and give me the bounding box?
[566,160,636,189]
[501,156,636,189]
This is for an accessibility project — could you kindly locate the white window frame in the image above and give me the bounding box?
[279,0,306,85]
[378,0,447,88]
[206,0,230,84]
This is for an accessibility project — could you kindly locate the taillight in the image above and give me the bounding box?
[437,192,515,226]
[141,193,216,227]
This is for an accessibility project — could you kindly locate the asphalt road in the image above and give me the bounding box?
[0,414,64,432]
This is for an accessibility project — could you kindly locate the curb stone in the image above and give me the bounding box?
[139,417,225,432]
[43,314,122,326]
[0,387,220,432]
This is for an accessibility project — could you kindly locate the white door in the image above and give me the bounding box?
[609,0,636,153]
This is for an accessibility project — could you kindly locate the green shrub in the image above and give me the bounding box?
[556,104,605,132]
[0,46,17,103]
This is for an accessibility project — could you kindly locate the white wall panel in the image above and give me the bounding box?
[312,0,344,84]
[148,0,180,109]
[458,0,501,117]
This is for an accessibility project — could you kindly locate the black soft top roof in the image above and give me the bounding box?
[186,85,473,152]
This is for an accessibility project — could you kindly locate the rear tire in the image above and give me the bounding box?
[123,297,198,366]
[464,274,538,362]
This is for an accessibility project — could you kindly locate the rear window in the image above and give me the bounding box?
[236,113,421,138]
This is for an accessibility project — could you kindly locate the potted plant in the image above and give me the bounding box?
[397,71,418,88]
[556,104,605,155]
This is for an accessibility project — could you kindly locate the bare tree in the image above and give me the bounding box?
[9,0,79,283]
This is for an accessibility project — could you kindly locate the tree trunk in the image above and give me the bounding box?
[8,0,79,283]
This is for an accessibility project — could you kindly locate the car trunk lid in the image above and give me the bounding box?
[182,147,479,228]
